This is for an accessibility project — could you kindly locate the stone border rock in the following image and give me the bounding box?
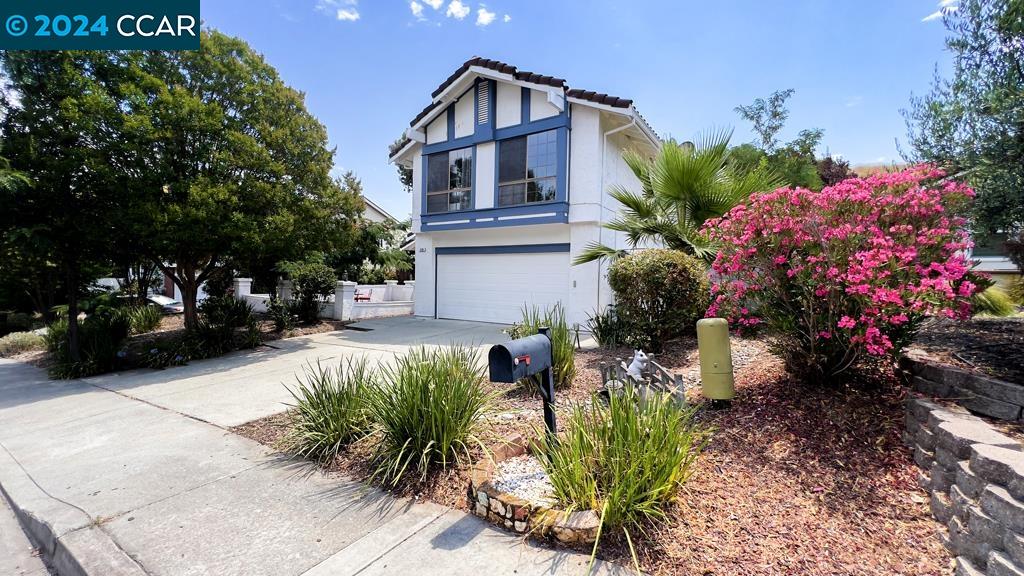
[906,395,1024,575]
[467,434,600,546]
[901,352,1024,421]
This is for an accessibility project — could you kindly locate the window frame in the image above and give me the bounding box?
[496,129,559,208]
[425,146,473,214]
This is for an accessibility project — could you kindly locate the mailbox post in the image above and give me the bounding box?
[488,327,557,437]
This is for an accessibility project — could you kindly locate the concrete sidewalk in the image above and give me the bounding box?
[0,320,622,576]
[0,487,50,575]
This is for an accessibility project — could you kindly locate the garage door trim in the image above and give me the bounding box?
[434,243,570,321]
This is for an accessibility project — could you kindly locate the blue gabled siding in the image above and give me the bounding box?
[420,80,571,230]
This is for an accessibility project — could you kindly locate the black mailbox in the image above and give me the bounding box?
[488,327,557,437]
[487,333,552,383]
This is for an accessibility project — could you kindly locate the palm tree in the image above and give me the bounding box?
[573,129,784,264]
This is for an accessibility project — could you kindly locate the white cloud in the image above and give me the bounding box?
[844,95,863,108]
[503,14,511,22]
[336,8,360,21]
[476,7,496,26]
[424,0,443,8]
[317,0,360,22]
[410,0,424,18]
[446,0,470,20]
[923,0,957,22]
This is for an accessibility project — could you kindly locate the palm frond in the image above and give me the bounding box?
[572,242,626,265]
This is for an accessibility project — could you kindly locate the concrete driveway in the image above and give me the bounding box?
[81,316,512,428]
[0,317,626,576]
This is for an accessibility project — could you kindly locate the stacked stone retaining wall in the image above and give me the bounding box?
[906,396,1024,575]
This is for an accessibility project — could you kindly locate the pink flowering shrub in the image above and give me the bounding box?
[704,165,980,380]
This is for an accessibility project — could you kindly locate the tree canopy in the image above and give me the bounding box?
[1,29,364,348]
[903,0,1024,234]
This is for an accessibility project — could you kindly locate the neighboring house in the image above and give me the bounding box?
[389,57,660,325]
[971,232,1021,289]
[362,195,399,225]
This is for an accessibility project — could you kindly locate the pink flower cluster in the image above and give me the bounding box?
[705,165,978,363]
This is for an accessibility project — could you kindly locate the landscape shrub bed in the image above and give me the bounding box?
[706,165,979,380]
[606,249,709,352]
[506,303,576,388]
[539,385,707,534]
[286,358,373,464]
[0,331,44,357]
[367,344,494,485]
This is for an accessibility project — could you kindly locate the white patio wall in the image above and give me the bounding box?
[232,278,414,322]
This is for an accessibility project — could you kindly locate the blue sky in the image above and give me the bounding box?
[201,0,957,220]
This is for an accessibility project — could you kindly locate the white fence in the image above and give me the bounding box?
[232,278,414,322]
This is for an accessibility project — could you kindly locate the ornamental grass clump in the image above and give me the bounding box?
[368,344,493,485]
[705,165,980,380]
[286,358,375,464]
[538,387,707,534]
[507,303,576,388]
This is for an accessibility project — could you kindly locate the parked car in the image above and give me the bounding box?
[147,295,185,315]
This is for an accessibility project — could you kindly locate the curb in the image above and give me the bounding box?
[0,446,146,576]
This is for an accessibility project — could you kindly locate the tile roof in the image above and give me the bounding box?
[391,57,646,161]
[413,57,633,127]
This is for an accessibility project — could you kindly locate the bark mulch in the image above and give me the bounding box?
[912,316,1024,384]
[231,338,950,576]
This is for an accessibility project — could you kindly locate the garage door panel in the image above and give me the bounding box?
[436,252,569,324]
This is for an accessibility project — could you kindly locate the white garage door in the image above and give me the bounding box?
[436,250,570,324]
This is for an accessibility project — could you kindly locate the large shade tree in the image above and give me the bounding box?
[573,130,784,264]
[903,0,1024,234]
[124,30,362,327]
[0,52,133,358]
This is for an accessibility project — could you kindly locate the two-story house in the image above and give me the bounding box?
[389,57,660,326]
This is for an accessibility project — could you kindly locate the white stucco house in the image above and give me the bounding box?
[389,57,660,326]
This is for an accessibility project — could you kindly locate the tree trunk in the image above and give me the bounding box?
[65,263,81,362]
[180,280,199,329]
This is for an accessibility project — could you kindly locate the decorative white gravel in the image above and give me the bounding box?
[491,455,557,507]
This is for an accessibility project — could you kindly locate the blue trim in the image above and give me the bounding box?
[421,201,569,231]
[492,125,569,209]
[422,144,477,217]
[436,243,570,255]
[493,114,570,140]
[521,86,530,125]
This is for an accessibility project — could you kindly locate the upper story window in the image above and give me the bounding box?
[497,129,557,207]
[426,147,473,213]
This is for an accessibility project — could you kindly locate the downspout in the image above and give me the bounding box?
[597,117,638,312]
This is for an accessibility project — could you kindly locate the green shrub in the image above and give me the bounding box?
[120,305,162,335]
[46,308,131,378]
[284,259,337,323]
[286,358,374,463]
[0,331,45,357]
[0,311,32,337]
[972,285,1018,317]
[506,303,577,388]
[586,307,624,349]
[357,264,388,285]
[199,296,255,329]
[267,296,299,332]
[608,249,710,352]
[1010,279,1024,305]
[368,345,493,485]
[538,386,707,534]
[142,298,260,369]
